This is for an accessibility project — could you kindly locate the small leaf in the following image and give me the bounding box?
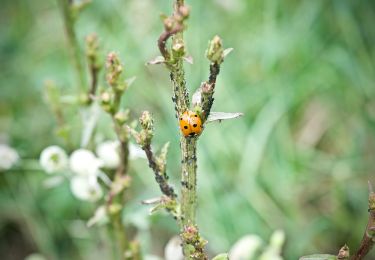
[192,87,202,107]
[87,205,108,227]
[125,76,137,88]
[207,112,244,123]
[160,14,168,21]
[223,48,234,58]
[299,254,337,260]
[212,253,229,260]
[142,197,162,205]
[183,55,194,64]
[158,142,170,162]
[149,203,165,214]
[147,56,165,65]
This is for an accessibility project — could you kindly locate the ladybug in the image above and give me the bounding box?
[179,111,203,137]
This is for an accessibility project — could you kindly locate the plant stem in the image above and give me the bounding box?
[57,0,86,92]
[351,182,375,260]
[143,143,177,199]
[180,137,197,227]
[113,211,128,260]
[156,1,209,257]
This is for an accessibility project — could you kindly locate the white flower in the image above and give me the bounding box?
[25,253,47,260]
[96,141,146,169]
[39,145,68,174]
[229,235,263,260]
[96,140,120,169]
[129,142,146,160]
[70,175,103,202]
[69,149,102,176]
[0,144,19,171]
[269,230,285,251]
[164,236,184,260]
[259,230,285,260]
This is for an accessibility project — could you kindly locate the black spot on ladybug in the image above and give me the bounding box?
[193,124,197,127]
[184,126,188,129]
[180,118,182,121]
[189,132,195,136]
[194,114,198,117]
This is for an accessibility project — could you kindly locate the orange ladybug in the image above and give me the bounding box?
[179,111,203,137]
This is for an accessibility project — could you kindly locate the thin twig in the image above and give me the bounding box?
[158,25,183,60]
[88,65,99,100]
[142,144,177,199]
[57,0,86,92]
[351,181,375,260]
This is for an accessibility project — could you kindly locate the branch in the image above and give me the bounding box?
[143,143,177,199]
[200,35,226,122]
[158,25,183,61]
[57,0,86,92]
[85,33,101,103]
[129,112,178,200]
[157,2,209,259]
[351,181,375,260]
[101,52,132,259]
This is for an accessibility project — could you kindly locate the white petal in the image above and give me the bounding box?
[129,142,146,160]
[269,230,285,250]
[0,144,19,171]
[70,175,103,202]
[39,145,68,174]
[69,149,102,176]
[165,236,184,260]
[96,140,121,169]
[229,235,263,260]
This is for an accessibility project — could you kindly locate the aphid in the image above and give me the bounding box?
[179,111,203,137]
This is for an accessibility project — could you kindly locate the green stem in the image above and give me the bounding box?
[57,0,86,92]
[170,60,189,116]
[113,212,128,260]
[157,1,208,258]
[351,182,375,260]
[180,137,197,227]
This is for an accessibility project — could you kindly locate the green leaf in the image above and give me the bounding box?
[299,254,337,260]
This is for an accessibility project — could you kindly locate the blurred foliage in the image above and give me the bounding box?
[1,0,375,259]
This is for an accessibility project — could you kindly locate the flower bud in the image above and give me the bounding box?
[70,175,103,202]
[179,5,190,18]
[39,145,68,174]
[114,109,129,125]
[139,111,154,146]
[69,149,102,176]
[0,144,19,171]
[206,35,224,64]
[96,140,120,169]
[172,39,185,57]
[106,52,123,87]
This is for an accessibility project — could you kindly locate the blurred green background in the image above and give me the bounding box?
[1,0,375,259]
